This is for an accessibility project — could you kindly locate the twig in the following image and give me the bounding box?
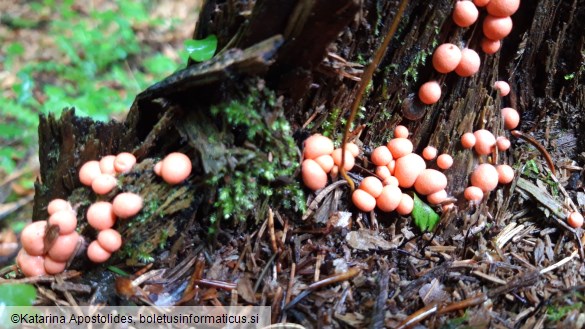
[540,249,578,274]
[511,130,555,175]
[437,294,488,314]
[302,180,348,220]
[271,286,283,323]
[268,208,278,254]
[254,252,278,293]
[0,270,82,284]
[396,294,488,329]
[547,168,580,213]
[283,267,361,310]
[177,253,205,304]
[54,275,80,310]
[285,263,296,306]
[0,194,34,221]
[395,303,438,329]
[314,252,324,282]
[194,279,237,290]
[301,106,323,129]
[340,0,410,191]
[472,270,507,285]
[495,223,525,249]
[307,266,361,291]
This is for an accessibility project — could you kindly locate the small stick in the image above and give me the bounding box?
[177,254,205,304]
[306,267,361,290]
[281,217,289,246]
[395,303,438,329]
[194,279,237,291]
[547,169,580,213]
[284,267,361,310]
[301,108,322,129]
[340,0,410,192]
[285,263,296,306]
[396,294,488,329]
[254,252,278,293]
[268,208,278,254]
[303,180,348,220]
[472,270,507,285]
[540,249,578,274]
[437,294,487,314]
[314,252,324,282]
[0,270,81,284]
[231,287,238,306]
[271,286,283,323]
[511,130,555,175]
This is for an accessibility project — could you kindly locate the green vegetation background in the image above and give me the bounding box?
[0,0,197,176]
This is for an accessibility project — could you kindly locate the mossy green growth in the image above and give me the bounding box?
[322,107,341,141]
[547,301,583,322]
[122,242,155,264]
[402,47,432,86]
[208,86,306,223]
[519,159,559,196]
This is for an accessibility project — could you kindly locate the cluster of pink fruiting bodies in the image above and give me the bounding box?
[301,126,463,216]
[17,152,192,277]
[418,0,520,105]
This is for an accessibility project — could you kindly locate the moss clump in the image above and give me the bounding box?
[207,83,306,224]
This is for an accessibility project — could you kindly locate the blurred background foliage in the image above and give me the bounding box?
[0,0,199,196]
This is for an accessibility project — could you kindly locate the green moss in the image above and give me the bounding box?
[208,85,306,224]
[322,107,341,140]
[402,48,432,86]
[547,301,583,322]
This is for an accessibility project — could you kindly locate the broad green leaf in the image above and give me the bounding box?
[0,284,36,306]
[185,35,218,62]
[0,284,36,328]
[412,193,440,232]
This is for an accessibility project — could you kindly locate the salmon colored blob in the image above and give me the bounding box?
[352,189,376,212]
[483,15,513,40]
[394,125,409,139]
[432,43,462,73]
[302,159,328,191]
[480,38,501,54]
[455,48,481,77]
[436,154,453,170]
[303,135,334,160]
[470,164,499,192]
[359,176,384,198]
[486,0,520,17]
[452,1,479,27]
[418,81,442,105]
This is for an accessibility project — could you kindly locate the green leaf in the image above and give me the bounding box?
[0,284,36,329]
[184,35,218,62]
[107,266,130,277]
[412,193,440,232]
[0,284,37,306]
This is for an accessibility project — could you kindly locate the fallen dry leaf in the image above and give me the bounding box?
[345,229,395,251]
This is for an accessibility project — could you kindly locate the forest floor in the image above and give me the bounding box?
[1,1,585,329]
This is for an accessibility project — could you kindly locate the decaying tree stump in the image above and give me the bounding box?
[32,0,585,325]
